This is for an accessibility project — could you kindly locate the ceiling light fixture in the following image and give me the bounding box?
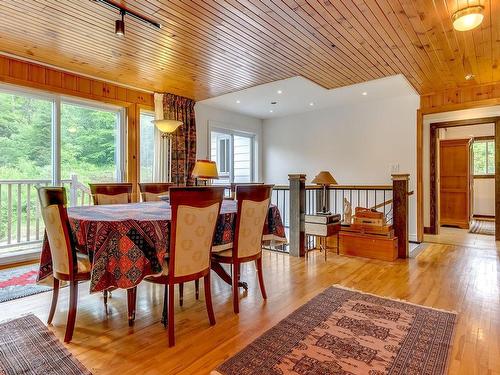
[277,90,283,94]
[309,102,314,106]
[236,100,241,104]
[92,0,161,35]
[269,110,274,113]
[115,11,125,36]
[465,73,475,80]
[452,5,484,31]
[362,91,368,96]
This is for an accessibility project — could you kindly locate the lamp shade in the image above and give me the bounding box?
[153,119,183,133]
[192,160,219,179]
[311,171,337,185]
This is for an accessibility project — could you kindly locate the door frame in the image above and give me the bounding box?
[428,116,500,239]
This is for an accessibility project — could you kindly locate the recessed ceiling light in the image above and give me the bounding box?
[269,110,273,113]
[277,90,283,94]
[236,100,241,104]
[362,92,368,96]
[465,73,475,81]
[309,102,314,106]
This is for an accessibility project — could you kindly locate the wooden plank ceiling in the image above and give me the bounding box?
[0,0,497,100]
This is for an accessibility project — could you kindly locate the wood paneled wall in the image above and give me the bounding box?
[0,54,155,198]
[420,83,500,114]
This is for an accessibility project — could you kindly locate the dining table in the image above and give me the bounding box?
[37,200,287,293]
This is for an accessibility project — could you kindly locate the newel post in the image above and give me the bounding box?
[288,174,306,257]
[392,174,409,259]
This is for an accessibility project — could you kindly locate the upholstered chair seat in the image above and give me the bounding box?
[76,253,92,273]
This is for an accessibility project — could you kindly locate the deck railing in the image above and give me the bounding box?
[0,175,92,250]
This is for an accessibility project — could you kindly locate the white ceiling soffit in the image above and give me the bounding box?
[198,74,417,120]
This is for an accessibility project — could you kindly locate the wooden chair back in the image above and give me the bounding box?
[230,182,264,200]
[37,187,76,279]
[233,185,273,260]
[138,182,174,202]
[169,187,225,282]
[89,183,132,205]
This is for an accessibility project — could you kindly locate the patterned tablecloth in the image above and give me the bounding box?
[37,200,286,293]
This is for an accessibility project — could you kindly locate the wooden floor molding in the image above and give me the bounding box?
[1,246,499,374]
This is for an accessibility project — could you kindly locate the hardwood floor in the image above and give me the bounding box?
[2,245,499,374]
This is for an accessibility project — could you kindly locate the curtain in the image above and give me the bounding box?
[154,92,197,186]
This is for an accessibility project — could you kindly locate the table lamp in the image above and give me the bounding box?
[311,171,337,214]
[153,119,183,183]
[192,160,219,185]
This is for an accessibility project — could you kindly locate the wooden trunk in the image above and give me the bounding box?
[339,232,398,261]
[439,138,471,229]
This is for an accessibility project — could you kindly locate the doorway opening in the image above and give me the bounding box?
[427,117,499,247]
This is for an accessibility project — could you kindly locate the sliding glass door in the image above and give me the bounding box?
[0,84,125,256]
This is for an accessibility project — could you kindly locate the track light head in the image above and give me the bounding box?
[115,11,125,36]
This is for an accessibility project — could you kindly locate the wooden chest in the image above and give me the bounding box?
[339,232,398,261]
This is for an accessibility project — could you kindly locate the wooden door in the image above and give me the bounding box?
[439,139,472,229]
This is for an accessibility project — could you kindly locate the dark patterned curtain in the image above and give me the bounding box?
[163,93,196,186]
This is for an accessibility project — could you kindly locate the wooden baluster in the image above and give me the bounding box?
[17,183,21,243]
[26,183,31,241]
[288,174,306,257]
[7,184,12,244]
[392,174,410,259]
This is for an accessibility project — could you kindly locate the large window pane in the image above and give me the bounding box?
[0,91,52,180]
[473,142,487,175]
[233,134,252,183]
[61,102,121,186]
[140,112,155,183]
[0,90,53,248]
[487,140,495,174]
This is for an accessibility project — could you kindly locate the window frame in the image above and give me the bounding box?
[0,83,127,184]
[208,123,256,184]
[472,136,495,179]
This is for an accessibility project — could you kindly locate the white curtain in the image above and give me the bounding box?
[153,93,169,182]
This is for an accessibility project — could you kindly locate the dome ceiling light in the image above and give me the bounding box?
[452,5,484,31]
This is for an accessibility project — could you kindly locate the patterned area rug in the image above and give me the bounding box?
[0,314,91,374]
[213,286,456,375]
[0,264,51,303]
[469,219,495,236]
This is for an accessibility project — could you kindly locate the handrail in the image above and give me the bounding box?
[273,184,393,191]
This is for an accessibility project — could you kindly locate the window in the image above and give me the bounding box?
[61,101,124,186]
[139,111,155,182]
[473,139,495,176]
[210,127,255,184]
[0,84,125,254]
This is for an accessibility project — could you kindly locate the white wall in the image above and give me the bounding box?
[439,124,495,217]
[195,103,263,180]
[262,94,420,240]
[423,106,500,226]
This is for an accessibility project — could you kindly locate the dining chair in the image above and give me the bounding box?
[138,182,174,202]
[127,186,225,347]
[212,184,273,314]
[89,182,132,205]
[37,187,91,343]
[229,182,264,200]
